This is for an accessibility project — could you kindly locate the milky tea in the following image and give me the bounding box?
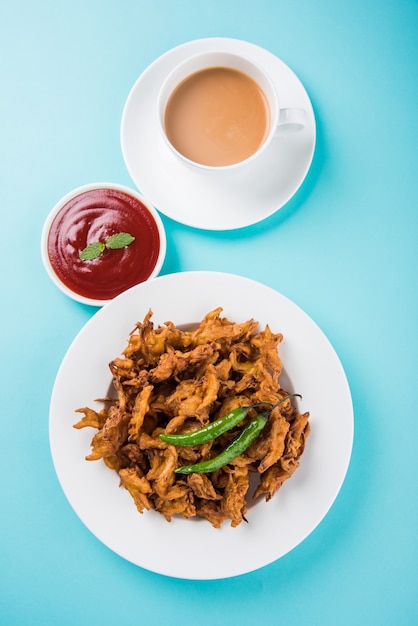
[163,66,271,167]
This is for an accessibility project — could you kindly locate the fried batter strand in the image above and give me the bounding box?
[74,308,310,527]
[221,465,250,527]
[254,412,310,501]
[119,467,152,513]
[187,473,222,501]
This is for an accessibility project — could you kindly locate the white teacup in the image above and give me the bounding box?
[157,51,307,173]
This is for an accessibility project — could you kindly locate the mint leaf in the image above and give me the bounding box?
[79,232,135,262]
[105,232,135,249]
[79,241,105,261]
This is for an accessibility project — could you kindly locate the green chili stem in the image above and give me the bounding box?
[273,393,302,408]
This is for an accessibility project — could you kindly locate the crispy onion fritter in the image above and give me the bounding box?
[74,307,310,527]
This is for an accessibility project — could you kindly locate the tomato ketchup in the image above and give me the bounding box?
[46,187,164,303]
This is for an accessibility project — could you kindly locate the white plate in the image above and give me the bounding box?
[49,271,353,580]
[121,38,316,230]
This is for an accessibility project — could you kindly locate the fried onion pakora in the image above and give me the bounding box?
[74,307,310,528]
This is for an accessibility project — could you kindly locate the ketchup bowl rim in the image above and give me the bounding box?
[41,182,167,307]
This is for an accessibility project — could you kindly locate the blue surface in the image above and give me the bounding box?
[1,1,417,624]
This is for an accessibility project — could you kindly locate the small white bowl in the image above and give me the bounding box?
[41,182,166,307]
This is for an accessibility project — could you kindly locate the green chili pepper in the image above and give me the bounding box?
[159,402,271,447]
[173,393,302,474]
[175,410,270,474]
[160,394,301,447]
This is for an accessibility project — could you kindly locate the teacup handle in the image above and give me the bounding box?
[275,107,308,135]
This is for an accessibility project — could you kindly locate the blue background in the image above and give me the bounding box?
[1,1,417,624]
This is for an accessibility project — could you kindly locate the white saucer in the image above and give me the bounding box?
[121,38,316,230]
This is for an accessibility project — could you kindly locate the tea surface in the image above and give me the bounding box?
[164,66,270,166]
